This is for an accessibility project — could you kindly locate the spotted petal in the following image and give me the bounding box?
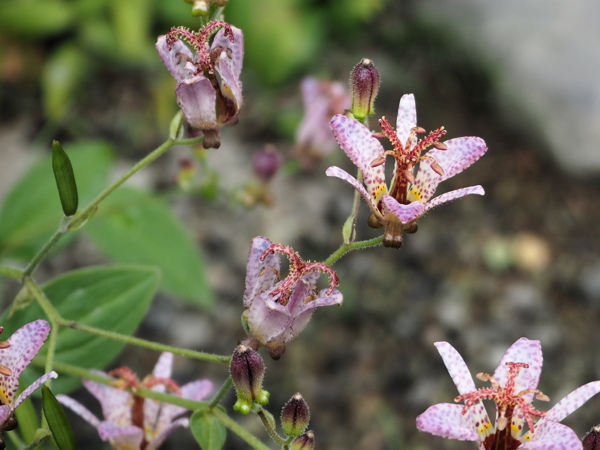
[494,338,542,399]
[176,76,217,131]
[381,196,425,223]
[83,375,132,427]
[412,137,487,202]
[98,422,144,450]
[330,115,387,202]
[57,394,101,428]
[416,403,479,441]
[211,26,244,80]
[243,236,280,308]
[424,186,485,212]
[543,381,600,423]
[326,166,382,218]
[147,417,190,450]
[155,36,195,82]
[520,421,583,450]
[395,94,417,145]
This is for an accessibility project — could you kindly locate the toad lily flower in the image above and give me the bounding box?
[242,236,343,360]
[57,352,213,450]
[326,93,487,248]
[0,320,57,431]
[156,20,243,149]
[416,338,600,449]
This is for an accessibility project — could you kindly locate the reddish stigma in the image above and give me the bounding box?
[259,244,339,305]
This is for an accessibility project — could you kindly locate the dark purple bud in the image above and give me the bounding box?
[253,145,282,182]
[291,430,315,450]
[349,58,379,120]
[583,426,600,450]
[281,393,310,437]
[230,345,270,414]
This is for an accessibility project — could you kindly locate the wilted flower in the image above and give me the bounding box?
[156,20,243,149]
[0,320,57,432]
[58,353,213,450]
[295,77,350,166]
[242,236,343,359]
[416,338,600,449]
[326,93,487,247]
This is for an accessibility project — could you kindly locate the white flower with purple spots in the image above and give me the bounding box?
[416,338,600,449]
[326,93,487,247]
[57,353,213,450]
[0,320,57,428]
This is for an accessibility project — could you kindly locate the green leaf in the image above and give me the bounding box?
[0,141,114,260]
[190,409,227,450]
[13,396,40,444]
[0,1,74,38]
[1,265,159,393]
[42,386,77,450]
[84,188,214,308]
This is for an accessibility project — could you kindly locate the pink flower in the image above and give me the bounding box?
[242,236,342,359]
[0,320,58,428]
[416,338,600,449]
[326,93,487,247]
[57,353,213,450]
[156,21,243,149]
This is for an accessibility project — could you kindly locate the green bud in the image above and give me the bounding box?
[291,431,315,450]
[52,140,78,216]
[281,393,310,437]
[191,0,210,16]
[230,345,270,414]
[349,58,380,120]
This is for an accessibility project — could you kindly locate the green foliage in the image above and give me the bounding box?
[191,409,227,450]
[13,396,40,445]
[0,141,113,260]
[2,265,159,393]
[84,187,214,308]
[42,386,77,450]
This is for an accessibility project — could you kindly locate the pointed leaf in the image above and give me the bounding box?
[190,409,227,450]
[42,386,77,450]
[84,187,213,308]
[1,265,159,393]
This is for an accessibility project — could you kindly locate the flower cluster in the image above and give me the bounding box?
[58,353,213,450]
[242,236,343,359]
[327,94,487,247]
[156,20,243,149]
[417,338,600,449]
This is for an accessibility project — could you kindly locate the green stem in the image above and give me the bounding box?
[22,223,67,278]
[0,265,23,280]
[346,169,364,243]
[212,408,271,450]
[209,375,233,409]
[258,409,285,446]
[323,235,384,266]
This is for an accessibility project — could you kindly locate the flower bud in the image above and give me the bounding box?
[291,430,315,450]
[191,0,210,16]
[253,145,282,183]
[52,140,79,216]
[584,425,600,450]
[349,58,379,120]
[230,345,270,415]
[281,393,310,437]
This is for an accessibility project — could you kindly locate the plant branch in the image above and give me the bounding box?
[323,235,384,266]
[212,407,271,450]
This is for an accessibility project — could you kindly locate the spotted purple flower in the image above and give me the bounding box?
[0,320,58,428]
[242,236,343,360]
[326,93,487,247]
[416,338,600,449]
[57,353,213,450]
[156,20,243,149]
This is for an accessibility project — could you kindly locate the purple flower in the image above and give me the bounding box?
[242,236,343,359]
[416,338,600,449]
[156,20,243,149]
[326,93,487,247]
[295,77,350,166]
[57,352,213,450]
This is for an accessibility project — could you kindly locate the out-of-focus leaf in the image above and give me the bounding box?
[84,188,214,308]
[110,0,154,63]
[0,1,74,38]
[1,265,159,393]
[42,44,88,120]
[13,396,39,444]
[0,141,114,260]
[42,386,77,450]
[190,409,227,450]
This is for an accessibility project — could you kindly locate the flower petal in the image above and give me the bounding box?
[424,186,485,212]
[57,394,101,428]
[416,403,479,441]
[543,381,600,423]
[243,236,280,308]
[326,166,381,218]
[493,338,542,396]
[152,352,173,380]
[147,417,189,450]
[155,36,194,82]
[214,50,243,123]
[0,406,11,426]
[395,94,417,145]
[435,342,477,395]
[98,421,144,450]
[13,371,58,410]
[212,26,244,80]
[381,196,425,223]
[520,421,583,450]
[329,115,387,202]
[83,376,132,427]
[176,76,217,131]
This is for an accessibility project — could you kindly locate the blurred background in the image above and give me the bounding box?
[1,0,600,448]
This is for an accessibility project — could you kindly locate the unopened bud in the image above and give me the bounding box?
[191,0,210,16]
[291,430,315,450]
[349,58,379,120]
[281,393,310,437]
[583,425,600,450]
[253,145,282,183]
[230,345,270,414]
[52,140,79,216]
